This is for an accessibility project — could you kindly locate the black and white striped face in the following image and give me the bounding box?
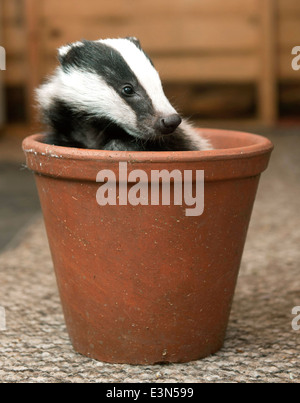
[38,37,182,141]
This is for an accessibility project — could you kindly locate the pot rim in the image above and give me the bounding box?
[23,129,273,163]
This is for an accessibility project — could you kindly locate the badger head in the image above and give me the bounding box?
[37,37,183,147]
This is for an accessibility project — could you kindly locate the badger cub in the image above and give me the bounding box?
[37,37,212,151]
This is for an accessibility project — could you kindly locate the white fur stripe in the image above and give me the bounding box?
[180,121,214,150]
[100,38,177,116]
[36,68,137,130]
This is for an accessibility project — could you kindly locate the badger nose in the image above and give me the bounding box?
[155,114,182,134]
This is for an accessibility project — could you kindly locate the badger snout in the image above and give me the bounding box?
[155,114,182,135]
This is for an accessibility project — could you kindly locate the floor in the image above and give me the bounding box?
[0,162,40,250]
[0,127,299,383]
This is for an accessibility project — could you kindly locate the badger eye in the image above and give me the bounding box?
[122,85,135,96]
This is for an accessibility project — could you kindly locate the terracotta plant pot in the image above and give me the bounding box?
[23,129,273,365]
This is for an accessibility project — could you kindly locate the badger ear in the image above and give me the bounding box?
[58,44,72,64]
[125,37,142,49]
[57,41,85,65]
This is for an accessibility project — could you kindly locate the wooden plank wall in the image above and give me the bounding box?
[2,0,27,86]
[39,0,261,83]
[278,0,300,80]
[0,0,5,128]
[1,0,300,126]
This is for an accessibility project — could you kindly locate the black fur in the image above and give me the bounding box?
[43,99,196,151]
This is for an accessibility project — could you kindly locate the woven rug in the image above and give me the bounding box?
[0,132,299,383]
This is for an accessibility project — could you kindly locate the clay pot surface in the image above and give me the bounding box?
[23,129,273,364]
